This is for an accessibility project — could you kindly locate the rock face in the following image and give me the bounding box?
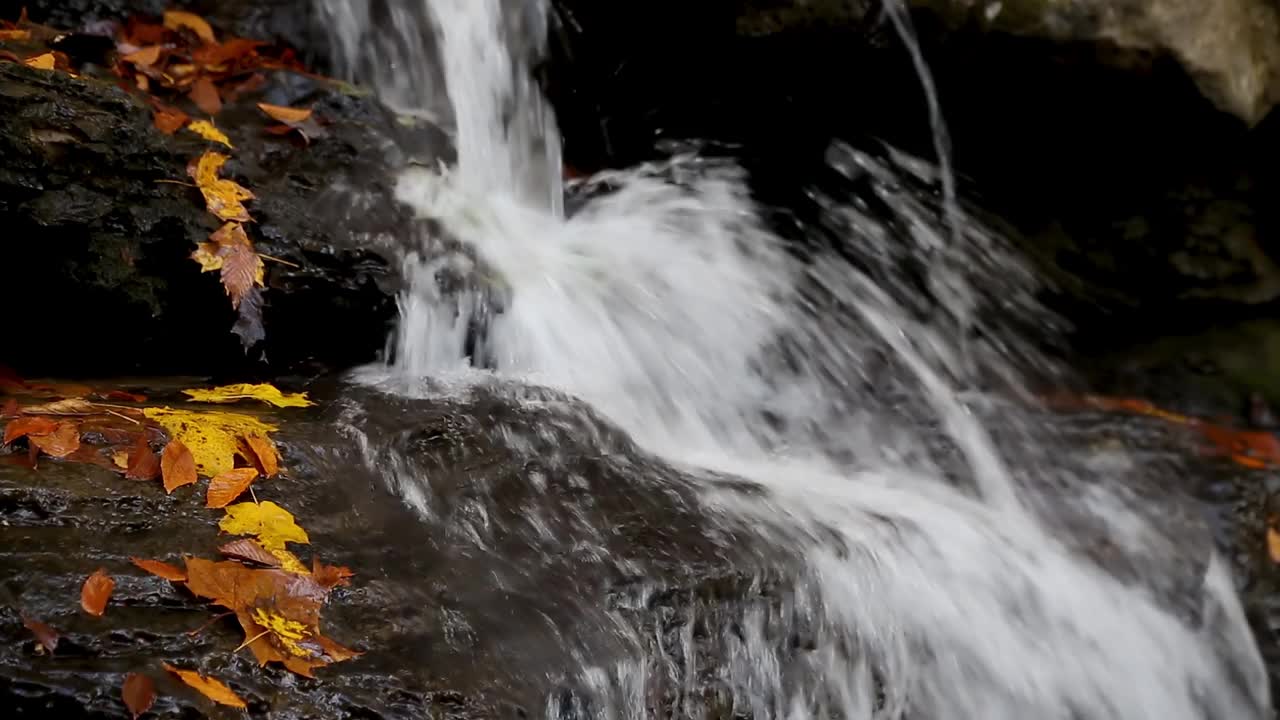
[735,0,1280,126]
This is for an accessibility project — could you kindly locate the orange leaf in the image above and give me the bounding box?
[152,103,190,135]
[161,439,198,492]
[242,433,280,476]
[218,538,282,567]
[163,663,246,708]
[121,45,161,68]
[80,568,114,617]
[1,398,18,418]
[131,557,188,582]
[24,52,54,70]
[189,75,221,115]
[22,614,58,654]
[206,467,259,508]
[30,421,81,458]
[1268,527,1280,564]
[257,103,312,124]
[312,557,354,588]
[4,416,57,444]
[121,673,156,719]
[192,38,264,68]
[126,435,161,481]
[0,29,31,41]
[163,10,216,45]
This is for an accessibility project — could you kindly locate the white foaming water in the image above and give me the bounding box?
[320,0,1270,717]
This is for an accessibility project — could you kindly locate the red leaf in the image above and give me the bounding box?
[122,673,156,719]
[81,568,114,616]
[22,614,58,654]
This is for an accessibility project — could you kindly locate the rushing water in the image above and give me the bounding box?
[319,1,1271,717]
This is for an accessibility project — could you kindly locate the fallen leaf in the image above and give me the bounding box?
[186,119,232,148]
[189,75,221,115]
[1269,527,1280,564]
[101,390,148,403]
[312,558,354,589]
[152,103,189,134]
[30,421,81,458]
[257,103,312,124]
[143,407,277,477]
[22,398,98,415]
[163,663,246,709]
[125,435,161,481]
[241,434,280,476]
[163,10,216,45]
[183,383,313,408]
[112,450,130,469]
[122,673,156,719]
[22,615,58,654]
[4,416,58,444]
[239,606,360,677]
[24,52,55,70]
[207,467,259,508]
[121,45,161,67]
[233,285,266,350]
[219,538,282,567]
[192,37,264,67]
[81,569,114,616]
[0,29,31,41]
[221,241,264,310]
[131,557,188,582]
[220,500,309,551]
[1,398,18,417]
[161,438,198,491]
[189,151,252,220]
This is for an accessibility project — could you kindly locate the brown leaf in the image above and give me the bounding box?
[161,439,198,492]
[206,467,258,508]
[81,568,114,617]
[126,435,161,481]
[221,243,265,310]
[4,416,58,444]
[21,398,98,415]
[189,75,221,115]
[30,421,81,458]
[122,673,156,719]
[257,103,312,124]
[152,103,189,135]
[241,433,280,476]
[163,10,216,45]
[125,20,169,46]
[163,663,246,708]
[131,557,188,582]
[218,538,282,568]
[222,72,266,103]
[1,398,18,418]
[312,557,354,589]
[192,38,264,68]
[121,45,161,68]
[101,390,148,403]
[189,152,253,222]
[22,614,58,654]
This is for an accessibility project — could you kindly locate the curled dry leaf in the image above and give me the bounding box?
[189,75,221,115]
[163,10,217,45]
[189,151,253,221]
[131,557,188,582]
[22,614,59,654]
[126,435,161,481]
[220,500,309,551]
[206,467,259,508]
[81,568,114,616]
[161,438,198,492]
[219,538,282,567]
[257,103,312,124]
[30,421,81,458]
[184,383,312,408]
[143,407,277,477]
[24,52,55,70]
[187,119,231,148]
[122,673,156,719]
[4,416,58,444]
[163,663,247,708]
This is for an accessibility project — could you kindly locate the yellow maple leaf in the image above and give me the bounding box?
[220,501,309,551]
[182,383,313,408]
[251,608,313,657]
[143,407,277,477]
[187,119,232,148]
[189,151,253,222]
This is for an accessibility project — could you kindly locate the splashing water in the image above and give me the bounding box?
[320,0,1270,717]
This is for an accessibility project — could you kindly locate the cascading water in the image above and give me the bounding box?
[319,1,1271,717]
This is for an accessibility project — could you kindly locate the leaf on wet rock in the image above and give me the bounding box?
[187,119,231,148]
[24,52,54,70]
[22,614,58,654]
[189,152,252,221]
[81,568,114,616]
[122,673,156,719]
[161,438,198,492]
[206,467,258,508]
[30,421,81,458]
[143,407,277,477]
[219,538,282,568]
[21,398,99,415]
[163,10,216,45]
[241,433,281,476]
[3,416,58,444]
[131,557,188,582]
[257,103,312,124]
[221,241,264,310]
[312,558,354,589]
[232,285,266,350]
[189,75,221,115]
[183,383,312,408]
[121,44,160,67]
[125,435,161,481]
[163,663,246,708]
[151,102,189,134]
[1,398,18,418]
[219,500,309,551]
[0,29,31,41]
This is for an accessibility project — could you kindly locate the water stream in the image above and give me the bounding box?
[318,1,1271,717]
